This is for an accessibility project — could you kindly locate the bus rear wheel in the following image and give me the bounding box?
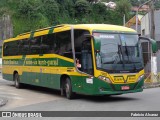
[65,78,74,99]
[14,73,22,88]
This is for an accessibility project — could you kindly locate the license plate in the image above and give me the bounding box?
[121,86,130,90]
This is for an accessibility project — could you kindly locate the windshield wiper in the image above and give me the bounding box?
[124,42,130,63]
[124,42,137,71]
[118,44,125,68]
[111,44,124,71]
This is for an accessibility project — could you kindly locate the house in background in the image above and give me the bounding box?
[101,1,116,9]
[131,5,150,13]
[141,10,160,42]
[125,14,143,34]
[125,11,160,77]
[141,10,160,76]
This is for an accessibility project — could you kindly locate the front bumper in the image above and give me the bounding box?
[99,88,143,95]
[97,77,144,95]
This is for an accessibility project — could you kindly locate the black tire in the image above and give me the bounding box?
[103,95,111,98]
[65,78,74,99]
[14,73,22,88]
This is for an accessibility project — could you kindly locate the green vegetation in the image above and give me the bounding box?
[0,0,159,36]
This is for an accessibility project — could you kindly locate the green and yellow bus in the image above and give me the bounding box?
[2,24,157,99]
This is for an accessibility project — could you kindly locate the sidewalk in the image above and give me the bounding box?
[144,82,160,89]
[0,74,7,107]
[0,97,8,107]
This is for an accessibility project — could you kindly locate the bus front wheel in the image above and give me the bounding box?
[14,73,22,88]
[65,78,74,99]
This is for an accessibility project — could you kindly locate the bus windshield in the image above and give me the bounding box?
[94,33,144,73]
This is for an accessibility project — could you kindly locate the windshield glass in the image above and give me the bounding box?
[93,32,144,73]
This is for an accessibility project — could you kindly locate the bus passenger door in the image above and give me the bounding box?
[80,40,94,93]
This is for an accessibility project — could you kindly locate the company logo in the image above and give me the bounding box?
[2,112,11,117]
[1,112,42,118]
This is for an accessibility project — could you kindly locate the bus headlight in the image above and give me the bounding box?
[98,76,111,83]
[137,75,144,82]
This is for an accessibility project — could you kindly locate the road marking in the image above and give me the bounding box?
[0,95,23,100]
[0,92,19,96]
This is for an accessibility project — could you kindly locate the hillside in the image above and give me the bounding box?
[0,0,159,36]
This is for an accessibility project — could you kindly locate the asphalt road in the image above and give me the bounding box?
[0,75,160,120]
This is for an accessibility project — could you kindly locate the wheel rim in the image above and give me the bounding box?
[65,83,70,97]
[15,75,18,87]
[15,79,18,86]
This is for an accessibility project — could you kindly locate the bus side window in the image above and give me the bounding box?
[3,43,8,56]
[22,39,30,55]
[30,37,41,55]
[3,41,19,56]
[11,41,19,56]
[18,40,23,55]
[56,31,72,59]
[41,34,55,54]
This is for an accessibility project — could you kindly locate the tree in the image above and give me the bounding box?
[155,0,160,9]
[57,0,75,17]
[87,0,99,3]
[17,0,42,18]
[91,2,107,23]
[40,0,59,22]
[116,0,132,21]
[129,0,148,6]
[0,0,135,36]
[75,0,91,17]
[0,7,11,16]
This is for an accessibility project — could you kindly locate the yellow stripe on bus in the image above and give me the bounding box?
[2,66,84,76]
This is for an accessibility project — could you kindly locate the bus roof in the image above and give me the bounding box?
[4,24,137,42]
[73,24,136,33]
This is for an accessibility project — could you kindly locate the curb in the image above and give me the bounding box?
[0,97,8,107]
[144,83,160,89]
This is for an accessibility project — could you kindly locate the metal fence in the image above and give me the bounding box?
[143,41,160,83]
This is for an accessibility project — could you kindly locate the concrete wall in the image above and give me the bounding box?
[141,10,160,75]
[155,10,160,42]
[0,15,13,46]
[130,25,141,35]
[141,12,151,36]
[141,10,160,41]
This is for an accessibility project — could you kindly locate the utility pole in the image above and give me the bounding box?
[123,14,125,26]
[150,0,155,39]
[150,0,157,84]
[136,0,152,32]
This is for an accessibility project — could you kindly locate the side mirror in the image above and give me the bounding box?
[94,39,101,51]
[139,36,157,53]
